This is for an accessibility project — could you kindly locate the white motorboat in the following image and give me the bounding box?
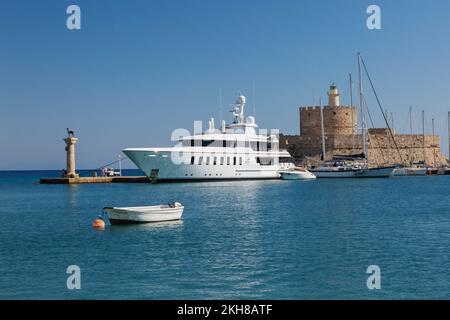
[392,166,427,176]
[104,202,184,224]
[279,167,316,180]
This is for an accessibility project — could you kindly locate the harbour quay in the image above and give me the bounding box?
[39,176,149,184]
[39,129,149,184]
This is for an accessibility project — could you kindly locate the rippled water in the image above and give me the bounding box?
[1,170,450,299]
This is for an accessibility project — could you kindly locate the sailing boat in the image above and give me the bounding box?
[392,107,427,176]
[443,112,450,175]
[354,53,396,177]
[426,117,439,175]
[310,53,394,178]
[309,95,367,178]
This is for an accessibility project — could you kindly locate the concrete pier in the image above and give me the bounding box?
[39,129,151,184]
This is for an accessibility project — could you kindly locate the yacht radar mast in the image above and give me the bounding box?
[232,95,246,124]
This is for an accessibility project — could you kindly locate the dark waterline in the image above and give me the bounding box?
[1,170,450,299]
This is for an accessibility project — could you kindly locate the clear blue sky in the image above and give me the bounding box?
[1,0,450,169]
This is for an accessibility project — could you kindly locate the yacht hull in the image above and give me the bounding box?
[354,166,395,178]
[280,171,316,180]
[311,166,394,178]
[311,170,359,178]
[123,149,284,181]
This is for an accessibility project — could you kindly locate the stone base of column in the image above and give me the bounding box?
[64,173,80,178]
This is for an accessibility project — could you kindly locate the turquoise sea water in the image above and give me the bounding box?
[1,170,450,299]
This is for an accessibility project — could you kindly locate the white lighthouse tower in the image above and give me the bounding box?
[328,83,340,107]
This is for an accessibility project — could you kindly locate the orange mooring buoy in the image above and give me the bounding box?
[92,218,105,230]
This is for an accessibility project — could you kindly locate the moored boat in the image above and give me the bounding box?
[279,167,316,180]
[355,166,395,178]
[104,202,184,224]
[392,166,427,176]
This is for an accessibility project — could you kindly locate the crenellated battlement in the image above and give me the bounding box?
[299,104,357,137]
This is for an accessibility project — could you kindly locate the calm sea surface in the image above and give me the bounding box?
[1,170,450,299]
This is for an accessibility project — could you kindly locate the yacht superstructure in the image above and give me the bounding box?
[123,96,292,182]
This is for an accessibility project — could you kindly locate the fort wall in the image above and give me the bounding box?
[282,84,448,167]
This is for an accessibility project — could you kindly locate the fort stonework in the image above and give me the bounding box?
[280,84,448,167]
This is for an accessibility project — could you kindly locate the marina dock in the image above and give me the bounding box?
[40,176,150,184]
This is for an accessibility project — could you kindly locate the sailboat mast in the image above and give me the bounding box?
[422,110,426,166]
[432,118,436,168]
[349,73,355,155]
[448,111,450,164]
[357,53,368,163]
[119,153,122,176]
[409,106,413,164]
[391,112,394,130]
[320,97,326,161]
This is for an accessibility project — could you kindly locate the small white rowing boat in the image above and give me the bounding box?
[279,168,316,180]
[104,202,184,225]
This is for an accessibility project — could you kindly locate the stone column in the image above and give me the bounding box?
[64,137,79,178]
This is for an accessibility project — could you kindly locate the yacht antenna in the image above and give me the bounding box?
[219,87,222,123]
[252,82,256,117]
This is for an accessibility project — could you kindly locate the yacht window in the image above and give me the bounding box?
[190,156,195,165]
[198,156,203,165]
[206,157,210,165]
[191,140,194,147]
[227,157,230,165]
[233,157,236,166]
[259,157,273,166]
[259,141,267,151]
[239,157,242,165]
[213,157,217,165]
[220,157,224,165]
[202,140,214,147]
[223,140,226,148]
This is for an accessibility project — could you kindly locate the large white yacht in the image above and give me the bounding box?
[123,96,293,182]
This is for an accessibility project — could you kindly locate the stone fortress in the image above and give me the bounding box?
[280,84,448,167]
